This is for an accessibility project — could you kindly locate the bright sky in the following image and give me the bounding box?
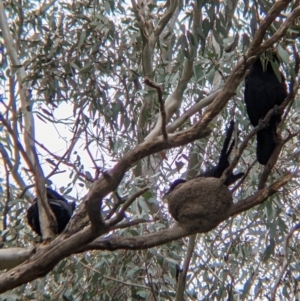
[33,102,96,198]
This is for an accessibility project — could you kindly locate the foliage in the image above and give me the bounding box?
[0,0,300,300]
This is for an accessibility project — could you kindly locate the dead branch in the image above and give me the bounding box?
[144,78,168,141]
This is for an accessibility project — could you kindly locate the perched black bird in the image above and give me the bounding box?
[167,121,244,193]
[244,54,287,165]
[27,187,75,236]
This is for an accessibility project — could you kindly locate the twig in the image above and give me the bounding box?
[258,6,300,55]
[248,0,293,56]
[258,132,298,189]
[33,129,90,182]
[231,160,256,194]
[83,120,99,181]
[18,184,35,199]
[166,89,221,134]
[270,222,300,301]
[220,115,267,185]
[145,265,157,301]
[110,218,149,230]
[106,187,149,227]
[144,78,168,141]
[2,161,10,240]
[0,115,35,171]
[105,192,126,220]
[0,146,34,201]
[73,257,150,289]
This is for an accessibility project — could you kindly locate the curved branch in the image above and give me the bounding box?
[248,0,292,55]
[228,172,293,216]
[259,6,300,52]
[154,0,178,38]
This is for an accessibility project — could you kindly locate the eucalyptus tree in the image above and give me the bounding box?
[0,0,299,300]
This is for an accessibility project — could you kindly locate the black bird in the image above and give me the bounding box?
[244,53,287,165]
[167,121,244,193]
[27,187,75,236]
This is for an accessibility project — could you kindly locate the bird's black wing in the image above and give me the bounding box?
[46,187,68,203]
[27,203,41,235]
[48,200,75,233]
[27,188,75,236]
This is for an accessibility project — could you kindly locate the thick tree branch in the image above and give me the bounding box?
[0,248,35,270]
[248,0,292,55]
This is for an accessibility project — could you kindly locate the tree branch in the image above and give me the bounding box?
[176,234,196,301]
[228,172,294,216]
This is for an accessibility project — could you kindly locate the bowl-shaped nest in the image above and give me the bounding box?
[167,177,232,232]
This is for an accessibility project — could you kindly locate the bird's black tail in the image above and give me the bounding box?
[256,124,277,165]
[215,120,234,177]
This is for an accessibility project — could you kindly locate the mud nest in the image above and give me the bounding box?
[167,177,232,232]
